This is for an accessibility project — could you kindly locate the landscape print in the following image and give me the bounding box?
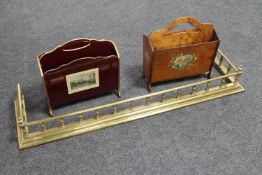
[66,68,99,94]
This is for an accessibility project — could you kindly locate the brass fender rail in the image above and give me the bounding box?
[14,49,244,149]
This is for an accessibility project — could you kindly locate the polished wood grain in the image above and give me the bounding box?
[149,16,214,50]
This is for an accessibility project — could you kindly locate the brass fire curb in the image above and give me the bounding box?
[14,49,244,149]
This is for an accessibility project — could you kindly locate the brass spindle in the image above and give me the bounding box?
[21,125,28,139]
[130,101,134,110]
[41,122,46,132]
[25,126,29,136]
[22,128,27,139]
[226,65,232,74]
[145,97,151,106]
[234,74,240,85]
[220,78,225,87]
[113,105,117,114]
[205,82,211,91]
[96,111,100,119]
[176,89,182,98]
[234,65,243,85]
[60,119,65,128]
[218,55,223,66]
[161,93,166,102]
[79,115,83,122]
[191,85,197,94]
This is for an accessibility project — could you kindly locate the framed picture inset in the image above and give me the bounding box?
[66,68,99,94]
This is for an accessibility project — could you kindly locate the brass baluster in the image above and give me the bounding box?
[22,128,27,139]
[21,124,28,139]
[220,78,225,87]
[226,65,232,74]
[79,115,83,122]
[41,122,46,132]
[234,65,243,85]
[234,74,239,85]
[112,105,117,114]
[60,119,65,128]
[205,82,211,91]
[145,97,151,106]
[96,111,100,119]
[176,89,182,98]
[191,85,197,94]
[130,101,134,110]
[161,93,166,102]
[218,55,223,66]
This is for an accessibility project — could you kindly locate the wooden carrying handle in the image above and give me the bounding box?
[61,39,91,52]
[164,16,204,33]
[150,16,214,49]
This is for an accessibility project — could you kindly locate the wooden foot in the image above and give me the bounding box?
[147,84,152,92]
[49,108,53,116]
[206,72,211,79]
[115,89,121,98]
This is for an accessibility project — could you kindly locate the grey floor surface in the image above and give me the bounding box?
[0,0,262,175]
